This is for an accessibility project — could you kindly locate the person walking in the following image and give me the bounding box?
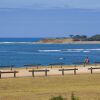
[84,57,90,67]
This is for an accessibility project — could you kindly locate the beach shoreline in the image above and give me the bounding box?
[0,64,100,78]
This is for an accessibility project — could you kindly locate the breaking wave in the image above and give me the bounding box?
[0,42,36,44]
[38,50,61,52]
[38,48,100,53]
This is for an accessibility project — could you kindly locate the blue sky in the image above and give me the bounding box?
[0,0,100,37]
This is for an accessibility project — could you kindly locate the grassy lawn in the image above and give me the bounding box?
[0,74,100,100]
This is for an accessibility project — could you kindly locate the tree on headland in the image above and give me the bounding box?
[88,34,100,41]
[70,35,87,41]
[69,35,74,38]
[69,34,100,41]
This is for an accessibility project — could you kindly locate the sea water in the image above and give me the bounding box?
[0,38,100,67]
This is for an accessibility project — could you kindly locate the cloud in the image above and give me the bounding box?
[0,0,100,9]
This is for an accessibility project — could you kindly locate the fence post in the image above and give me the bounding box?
[10,66,12,71]
[51,65,52,69]
[74,68,77,75]
[74,64,76,68]
[62,69,64,76]
[45,69,48,76]
[0,71,1,79]
[32,70,34,77]
[90,67,93,74]
[37,65,38,69]
[61,65,62,68]
[14,71,16,78]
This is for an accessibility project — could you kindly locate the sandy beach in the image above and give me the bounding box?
[0,64,100,78]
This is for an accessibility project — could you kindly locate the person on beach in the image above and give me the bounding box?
[84,57,90,66]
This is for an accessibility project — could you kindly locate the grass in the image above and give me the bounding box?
[0,74,100,100]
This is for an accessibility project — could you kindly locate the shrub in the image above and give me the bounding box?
[50,96,65,100]
[49,93,80,100]
[71,92,79,100]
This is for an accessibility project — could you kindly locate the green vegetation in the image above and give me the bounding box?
[50,96,65,100]
[71,93,79,100]
[88,35,100,41]
[1,74,100,100]
[69,34,100,41]
[50,93,79,100]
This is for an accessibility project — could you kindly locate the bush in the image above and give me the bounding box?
[49,93,80,100]
[71,93,79,100]
[50,96,65,100]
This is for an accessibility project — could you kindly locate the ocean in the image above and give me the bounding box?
[0,38,100,67]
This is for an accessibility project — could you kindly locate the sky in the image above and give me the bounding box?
[0,0,100,37]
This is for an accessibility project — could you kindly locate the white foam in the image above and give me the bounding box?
[66,48,100,53]
[38,50,61,52]
[86,49,100,51]
[0,42,35,44]
[83,51,90,52]
[67,49,84,51]
[65,50,81,52]
[59,58,64,60]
